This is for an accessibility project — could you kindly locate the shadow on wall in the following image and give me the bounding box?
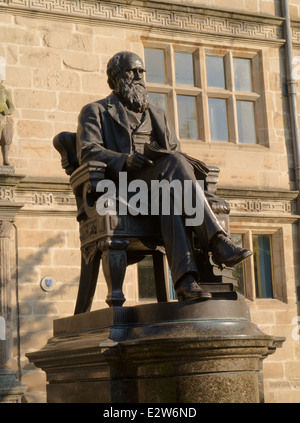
[9,230,84,402]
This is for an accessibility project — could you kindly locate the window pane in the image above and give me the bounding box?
[168,268,177,300]
[175,52,194,86]
[231,234,246,296]
[234,58,252,92]
[149,93,167,113]
[144,48,165,84]
[208,98,228,142]
[236,101,256,144]
[177,95,198,139]
[138,256,156,299]
[206,56,225,89]
[253,234,273,299]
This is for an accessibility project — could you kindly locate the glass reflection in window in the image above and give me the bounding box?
[175,52,194,86]
[236,101,256,144]
[253,234,273,298]
[144,48,165,84]
[149,93,167,113]
[233,58,253,92]
[177,95,198,140]
[206,56,225,89]
[208,98,228,142]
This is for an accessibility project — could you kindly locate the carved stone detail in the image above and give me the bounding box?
[0,187,14,202]
[15,185,76,209]
[228,199,297,215]
[33,192,54,206]
[292,26,300,45]
[0,0,284,43]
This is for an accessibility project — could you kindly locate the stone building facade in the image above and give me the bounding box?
[0,0,300,402]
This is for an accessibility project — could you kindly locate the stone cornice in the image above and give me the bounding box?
[15,176,76,215]
[6,175,299,224]
[217,187,299,223]
[0,0,286,45]
[217,187,298,201]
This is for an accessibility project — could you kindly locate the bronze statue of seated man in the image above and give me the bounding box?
[76,51,252,302]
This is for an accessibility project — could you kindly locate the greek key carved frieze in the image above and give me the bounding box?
[292,27,300,44]
[0,0,284,42]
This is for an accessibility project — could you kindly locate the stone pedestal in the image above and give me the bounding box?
[26,298,284,403]
[0,171,27,402]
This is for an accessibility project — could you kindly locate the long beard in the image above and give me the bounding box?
[119,81,150,113]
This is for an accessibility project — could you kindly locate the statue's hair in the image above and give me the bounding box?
[106,51,128,90]
[106,51,142,90]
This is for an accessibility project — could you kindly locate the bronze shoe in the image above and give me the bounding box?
[175,275,212,302]
[211,233,252,268]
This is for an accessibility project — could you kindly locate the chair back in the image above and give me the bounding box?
[53,131,79,175]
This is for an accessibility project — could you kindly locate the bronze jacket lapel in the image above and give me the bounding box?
[148,105,179,151]
[104,93,179,153]
[106,93,132,153]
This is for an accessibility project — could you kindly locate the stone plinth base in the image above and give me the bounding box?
[0,369,26,403]
[26,299,284,403]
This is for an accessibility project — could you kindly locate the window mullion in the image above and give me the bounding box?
[224,51,237,143]
[193,48,201,88]
[202,93,210,141]
[252,54,265,144]
[200,48,210,141]
[227,95,238,144]
[171,88,179,138]
[224,51,233,91]
[165,44,174,86]
[167,45,179,136]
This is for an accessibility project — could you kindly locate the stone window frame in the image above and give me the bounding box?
[143,41,267,146]
[230,228,287,303]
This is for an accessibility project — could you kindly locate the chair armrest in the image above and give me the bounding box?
[70,161,107,196]
[206,166,220,194]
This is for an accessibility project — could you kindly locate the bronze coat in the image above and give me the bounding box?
[76,92,181,180]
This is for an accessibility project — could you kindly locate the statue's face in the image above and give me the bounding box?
[113,52,150,112]
[120,53,146,87]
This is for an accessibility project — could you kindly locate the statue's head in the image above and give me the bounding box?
[107,51,150,112]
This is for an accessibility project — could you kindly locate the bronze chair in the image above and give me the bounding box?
[53,131,234,314]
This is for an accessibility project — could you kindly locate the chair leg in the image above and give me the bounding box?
[100,237,129,307]
[152,251,169,302]
[74,250,101,314]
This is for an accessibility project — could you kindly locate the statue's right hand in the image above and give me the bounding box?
[125,152,153,171]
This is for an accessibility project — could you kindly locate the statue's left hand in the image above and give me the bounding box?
[124,152,153,171]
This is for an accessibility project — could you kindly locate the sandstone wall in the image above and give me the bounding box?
[0,0,299,402]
